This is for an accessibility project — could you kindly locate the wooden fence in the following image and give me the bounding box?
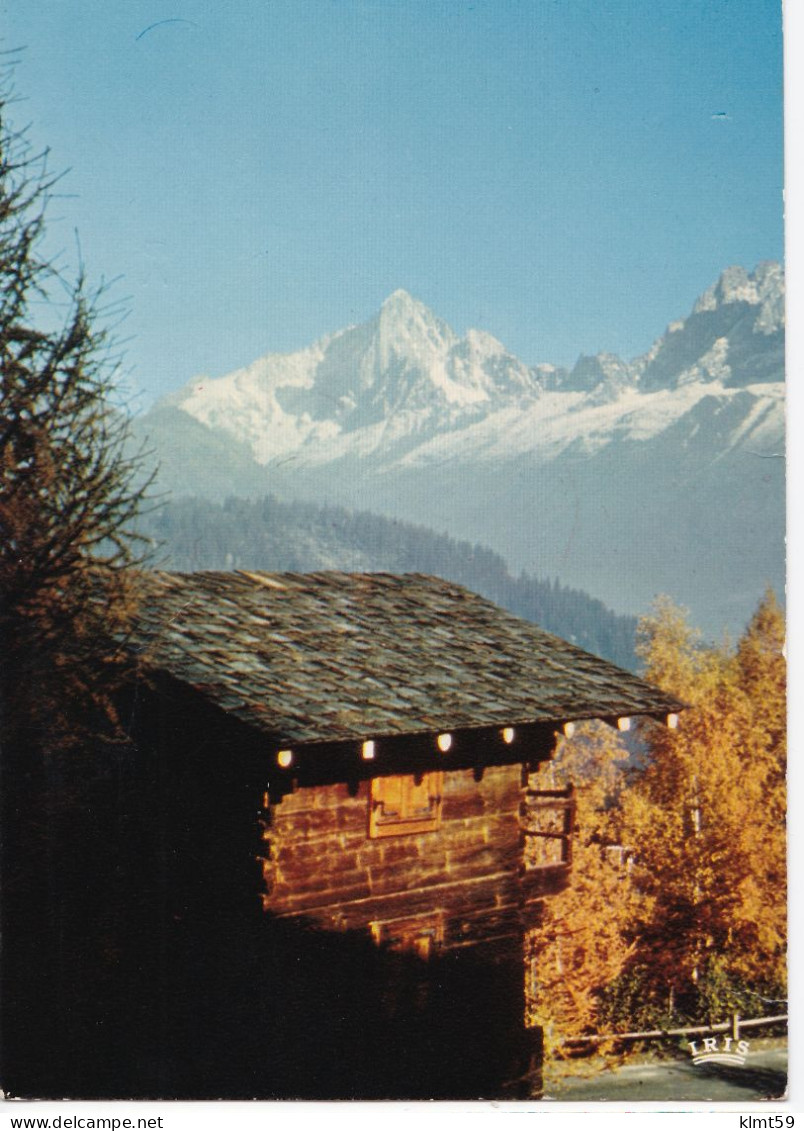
[560,1012,788,1047]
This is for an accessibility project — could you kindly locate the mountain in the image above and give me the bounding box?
[136,263,785,638]
[158,287,538,463]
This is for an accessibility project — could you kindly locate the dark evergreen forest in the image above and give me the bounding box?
[139,496,638,670]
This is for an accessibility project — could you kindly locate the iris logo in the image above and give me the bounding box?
[687,1036,750,1067]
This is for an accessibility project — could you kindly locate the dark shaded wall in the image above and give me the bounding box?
[260,767,546,1098]
[2,679,565,1099]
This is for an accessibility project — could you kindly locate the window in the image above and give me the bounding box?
[368,772,443,838]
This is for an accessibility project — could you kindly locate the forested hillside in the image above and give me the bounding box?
[139,495,638,670]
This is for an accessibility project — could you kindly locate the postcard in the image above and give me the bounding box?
[0,1,790,1115]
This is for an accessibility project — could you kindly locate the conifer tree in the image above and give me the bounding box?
[0,85,149,752]
[0,69,152,1095]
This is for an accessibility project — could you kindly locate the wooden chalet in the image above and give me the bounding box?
[119,570,682,1100]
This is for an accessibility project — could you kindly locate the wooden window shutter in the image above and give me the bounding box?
[369,772,443,838]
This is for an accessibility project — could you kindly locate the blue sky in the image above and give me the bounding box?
[2,0,785,407]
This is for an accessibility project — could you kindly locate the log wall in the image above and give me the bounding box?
[260,765,530,948]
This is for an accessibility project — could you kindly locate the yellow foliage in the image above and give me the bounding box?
[528,592,786,1054]
[525,723,638,1054]
[626,592,786,1002]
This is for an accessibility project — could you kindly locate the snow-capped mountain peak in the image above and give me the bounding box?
[637,263,784,391]
[563,352,635,397]
[364,288,458,399]
[693,261,784,319]
[169,290,544,455]
[380,287,431,316]
[376,288,455,352]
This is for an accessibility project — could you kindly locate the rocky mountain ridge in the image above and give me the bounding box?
[138,263,785,638]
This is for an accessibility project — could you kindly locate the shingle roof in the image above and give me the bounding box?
[131,571,683,745]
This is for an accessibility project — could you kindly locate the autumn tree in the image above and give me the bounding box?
[524,722,639,1058]
[0,70,152,1094]
[609,593,787,1023]
[527,593,786,1056]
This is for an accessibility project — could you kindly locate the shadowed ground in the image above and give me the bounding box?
[544,1042,787,1102]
